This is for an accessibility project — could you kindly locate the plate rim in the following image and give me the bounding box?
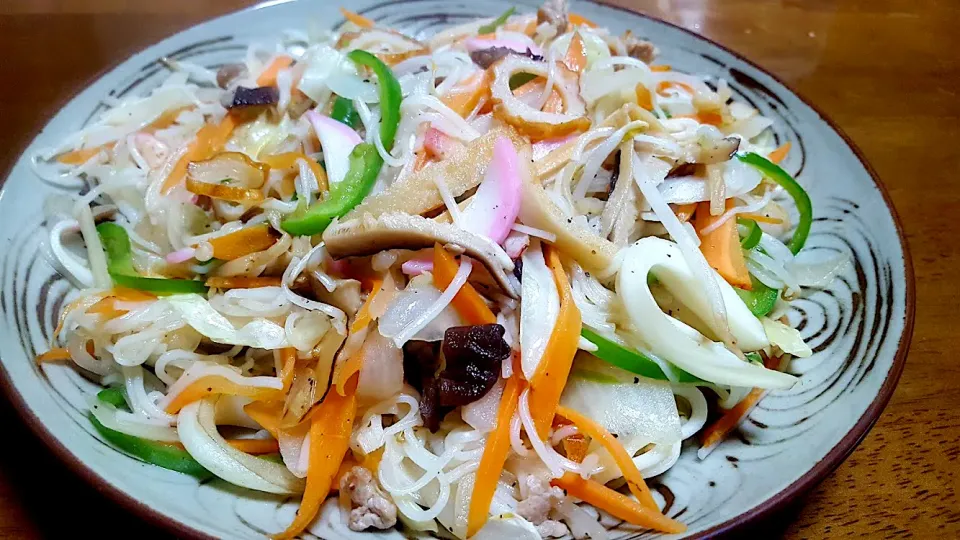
[0,1,916,538]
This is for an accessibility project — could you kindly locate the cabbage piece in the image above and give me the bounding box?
[761,317,812,358]
[378,275,464,342]
[167,294,287,349]
[562,353,681,448]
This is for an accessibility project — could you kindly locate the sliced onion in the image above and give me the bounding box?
[178,397,305,493]
[357,329,405,402]
[378,278,463,343]
[90,399,180,442]
[187,151,268,189]
[306,110,362,186]
[462,372,505,433]
[519,241,559,380]
[391,258,472,346]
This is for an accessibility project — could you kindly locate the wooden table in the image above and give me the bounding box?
[0,0,956,537]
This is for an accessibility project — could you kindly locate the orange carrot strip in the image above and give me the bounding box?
[551,473,685,533]
[672,202,697,223]
[260,152,328,192]
[656,81,696,97]
[699,354,779,451]
[561,433,589,463]
[467,358,525,537]
[696,111,724,126]
[528,246,581,439]
[563,32,587,74]
[36,348,72,364]
[699,388,766,451]
[56,146,110,165]
[279,347,297,392]
[557,405,658,510]
[244,400,284,439]
[349,279,384,335]
[164,376,282,414]
[161,114,237,194]
[207,224,278,260]
[432,244,496,325]
[205,276,283,289]
[412,150,430,172]
[768,141,791,164]
[257,56,294,87]
[738,212,784,225]
[440,70,491,118]
[649,64,672,72]
[273,382,357,540]
[567,13,598,28]
[695,200,752,289]
[340,8,375,29]
[635,83,654,111]
[226,438,281,455]
[333,279,384,395]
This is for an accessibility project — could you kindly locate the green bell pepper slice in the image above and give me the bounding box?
[91,387,212,479]
[736,152,812,255]
[737,217,762,249]
[280,50,402,237]
[732,152,812,316]
[735,277,780,317]
[330,95,361,129]
[97,223,208,294]
[478,7,515,34]
[580,327,704,384]
[280,143,383,236]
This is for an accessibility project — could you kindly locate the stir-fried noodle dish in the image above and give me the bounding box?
[36,2,845,538]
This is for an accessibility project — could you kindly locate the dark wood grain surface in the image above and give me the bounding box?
[0,0,956,537]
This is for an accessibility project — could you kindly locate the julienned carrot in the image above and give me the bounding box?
[56,107,193,165]
[279,347,297,392]
[656,81,696,97]
[432,244,496,325]
[564,32,587,74]
[36,348,72,364]
[649,64,672,72]
[528,246,581,439]
[256,55,294,87]
[699,387,766,451]
[672,202,697,222]
[349,279,384,335]
[768,141,791,164]
[738,212,784,225]
[440,70,490,118]
[699,353,781,452]
[57,146,110,165]
[695,200,752,289]
[226,438,281,455]
[161,114,237,194]
[273,381,358,540]
[340,7,375,29]
[164,376,282,414]
[556,405,658,510]
[244,400,283,439]
[205,276,283,289]
[260,152,328,192]
[551,473,685,534]
[567,13,598,28]
[86,287,157,319]
[207,224,278,260]
[466,359,525,537]
[333,279,384,395]
[635,83,653,111]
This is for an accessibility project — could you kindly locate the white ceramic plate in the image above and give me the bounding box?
[0,0,914,538]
